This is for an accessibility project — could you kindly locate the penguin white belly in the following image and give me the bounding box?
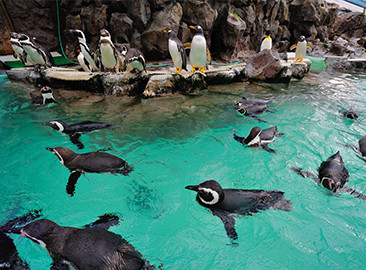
[260,37,272,51]
[81,46,98,71]
[190,36,206,68]
[11,43,23,59]
[295,41,307,60]
[77,52,91,72]
[129,60,144,72]
[100,44,116,70]
[168,40,182,69]
[23,45,45,65]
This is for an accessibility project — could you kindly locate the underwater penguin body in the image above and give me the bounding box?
[46,147,133,196]
[189,25,208,73]
[69,29,99,72]
[234,100,272,122]
[43,120,115,149]
[291,151,366,201]
[164,29,187,73]
[30,86,57,106]
[8,218,156,270]
[186,180,292,240]
[256,30,272,53]
[233,126,284,153]
[338,135,366,160]
[18,34,54,67]
[239,97,275,106]
[124,47,147,73]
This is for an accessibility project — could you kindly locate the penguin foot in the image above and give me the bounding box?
[199,67,205,73]
[175,68,181,73]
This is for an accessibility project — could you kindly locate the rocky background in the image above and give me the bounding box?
[1,0,366,62]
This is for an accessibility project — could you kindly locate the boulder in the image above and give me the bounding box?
[110,13,134,43]
[244,49,291,83]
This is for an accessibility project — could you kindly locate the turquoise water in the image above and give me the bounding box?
[0,71,365,269]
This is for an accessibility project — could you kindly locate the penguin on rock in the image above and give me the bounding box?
[164,29,187,73]
[188,25,211,73]
[290,35,313,63]
[9,32,36,66]
[256,30,272,53]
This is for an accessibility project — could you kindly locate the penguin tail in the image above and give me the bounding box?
[233,134,245,144]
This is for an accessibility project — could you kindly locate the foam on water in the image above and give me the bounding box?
[0,71,365,269]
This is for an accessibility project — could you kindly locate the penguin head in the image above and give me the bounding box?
[264,30,271,37]
[185,180,224,206]
[299,35,305,42]
[40,86,56,104]
[234,102,247,115]
[9,32,19,39]
[189,25,204,35]
[244,126,262,145]
[100,29,111,40]
[40,86,53,94]
[344,108,358,119]
[46,147,77,165]
[69,29,86,41]
[16,219,63,249]
[18,34,32,45]
[320,176,341,192]
[163,29,177,39]
[42,120,66,132]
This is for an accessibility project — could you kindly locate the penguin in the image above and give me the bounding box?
[233,126,284,153]
[18,34,54,68]
[30,86,57,106]
[289,35,314,63]
[185,180,292,240]
[124,47,147,73]
[234,100,272,122]
[291,151,366,201]
[69,29,99,72]
[77,49,91,72]
[342,108,358,119]
[0,210,41,270]
[239,96,275,106]
[164,29,187,73]
[338,135,366,160]
[9,32,36,66]
[256,30,272,53]
[46,147,133,196]
[43,120,115,149]
[8,217,156,270]
[189,25,211,73]
[95,29,124,72]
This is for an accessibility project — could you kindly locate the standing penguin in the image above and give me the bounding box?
[189,25,211,73]
[46,147,133,196]
[69,29,99,72]
[76,49,91,72]
[164,29,187,73]
[291,151,366,200]
[9,32,36,66]
[185,180,292,240]
[95,29,124,72]
[18,34,54,67]
[8,218,156,270]
[30,86,57,106]
[124,47,147,73]
[43,120,115,149]
[256,30,272,53]
[290,35,313,63]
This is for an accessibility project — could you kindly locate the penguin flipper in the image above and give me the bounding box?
[179,45,188,71]
[206,48,212,65]
[340,187,366,201]
[51,259,71,270]
[249,115,266,122]
[66,171,82,196]
[69,133,84,149]
[84,213,121,230]
[337,142,358,153]
[0,210,41,232]
[183,42,191,49]
[290,166,320,184]
[290,44,297,50]
[307,43,314,50]
[261,144,275,153]
[211,209,238,240]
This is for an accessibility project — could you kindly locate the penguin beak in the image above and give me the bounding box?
[42,122,51,126]
[185,185,199,191]
[189,26,197,30]
[6,227,22,234]
[46,147,54,152]
[69,29,76,33]
[163,30,168,33]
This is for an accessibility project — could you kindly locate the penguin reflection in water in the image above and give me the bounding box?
[291,151,366,201]
[43,120,115,149]
[186,180,292,240]
[46,147,133,196]
[233,126,284,153]
[8,214,157,270]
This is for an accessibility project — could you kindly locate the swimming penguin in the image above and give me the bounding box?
[234,100,272,122]
[9,32,36,66]
[185,180,292,240]
[291,151,366,201]
[256,30,272,53]
[43,120,115,149]
[0,210,41,270]
[95,29,124,72]
[46,147,133,196]
[189,25,211,73]
[164,29,187,73]
[239,96,275,106]
[338,135,366,160]
[289,35,314,63]
[18,34,54,68]
[233,126,284,153]
[8,217,156,270]
[30,86,57,106]
[69,29,99,72]
[342,108,358,119]
[124,47,147,73]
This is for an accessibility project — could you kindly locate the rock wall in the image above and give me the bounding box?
[0,0,365,61]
